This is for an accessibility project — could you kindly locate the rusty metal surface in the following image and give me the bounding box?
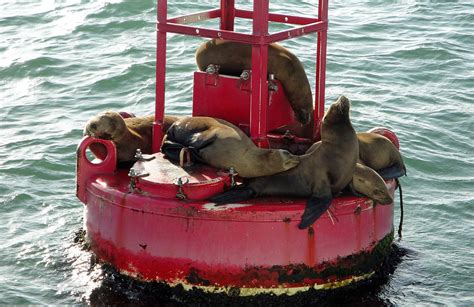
[83,165,396,291]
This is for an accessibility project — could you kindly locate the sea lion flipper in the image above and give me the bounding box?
[298,195,332,229]
[161,140,201,164]
[376,165,406,180]
[209,185,256,205]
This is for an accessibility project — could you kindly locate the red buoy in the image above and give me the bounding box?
[76,0,399,296]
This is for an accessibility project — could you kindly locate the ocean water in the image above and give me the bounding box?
[1,0,473,305]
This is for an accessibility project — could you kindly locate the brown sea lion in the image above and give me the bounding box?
[357,132,406,179]
[196,39,313,125]
[161,116,300,178]
[84,112,180,162]
[351,163,393,204]
[210,95,358,229]
[306,141,393,204]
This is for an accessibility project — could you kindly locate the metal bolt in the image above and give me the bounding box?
[240,70,250,81]
[134,149,143,160]
[128,167,149,192]
[268,74,278,91]
[206,64,220,74]
[175,176,189,200]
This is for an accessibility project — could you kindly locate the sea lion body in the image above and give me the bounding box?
[162,116,300,178]
[211,95,358,229]
[306,141,393,205]
[84,112,180,162]
[196,39,313,125]
[357,132,406,179]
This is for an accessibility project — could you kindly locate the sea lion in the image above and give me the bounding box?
[306,141,393,204]
[161,116,300,178]
[84,112,180,162]
[210,95,358,229]
[357,132,406,179]
[351,163,394,204]
[196,39,313,125]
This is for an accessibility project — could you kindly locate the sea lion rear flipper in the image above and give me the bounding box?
[209,186,256,205]
[161,140,201,164]
[298,195,332,229]
[376,165,406,180]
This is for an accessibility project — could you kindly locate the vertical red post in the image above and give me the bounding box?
[153,0,167,153]
[250,0,269,148]
[315,0,328,134]
[220,0,235,31]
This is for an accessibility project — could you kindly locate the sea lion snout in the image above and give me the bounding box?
[323,95,351,124]
[334,95,350,115]
[373,189,394,204]
[84,111,125,140]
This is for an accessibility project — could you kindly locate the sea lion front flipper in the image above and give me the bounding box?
[376,164,406,180]
[209,185,256,205]
[298,195,332,229]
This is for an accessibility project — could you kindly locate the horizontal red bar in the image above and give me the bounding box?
[157,21,326,45]
[265,21,327,43]
[167,8,221,25]
[158,23,262,44]
[235,9,318,25]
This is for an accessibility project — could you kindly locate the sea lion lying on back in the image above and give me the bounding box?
[196,39,314,125]
[84,112,179,162]
[161,116,300,178]
[210,95,359,229]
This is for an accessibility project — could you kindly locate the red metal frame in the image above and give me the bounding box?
[152,0,328,151]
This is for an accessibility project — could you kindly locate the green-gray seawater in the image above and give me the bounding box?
[0,0,473,305]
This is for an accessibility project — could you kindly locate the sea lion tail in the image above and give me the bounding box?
[298,196,332,229]
[376,165,406,180]
[209,186,256,205]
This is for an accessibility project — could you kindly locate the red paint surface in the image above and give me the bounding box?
[82,165,395,287]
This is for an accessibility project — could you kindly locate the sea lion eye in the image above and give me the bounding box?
[90,123,97,130]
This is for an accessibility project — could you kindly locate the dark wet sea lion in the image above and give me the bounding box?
[195,39,313,125]
[161,116,300,178]
[210,95,358,229]
[84,112,180,162]
[306,141,393,204]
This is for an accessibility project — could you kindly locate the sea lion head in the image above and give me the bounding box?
[370,186,394,205]
[323,95,351,125]
[353,164,393,205]
[84,111,127,141]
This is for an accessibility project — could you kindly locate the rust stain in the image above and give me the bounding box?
[356,206,362,252]
[114,194,128,248]
[307,226,315,267]
[283,217,291,264]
